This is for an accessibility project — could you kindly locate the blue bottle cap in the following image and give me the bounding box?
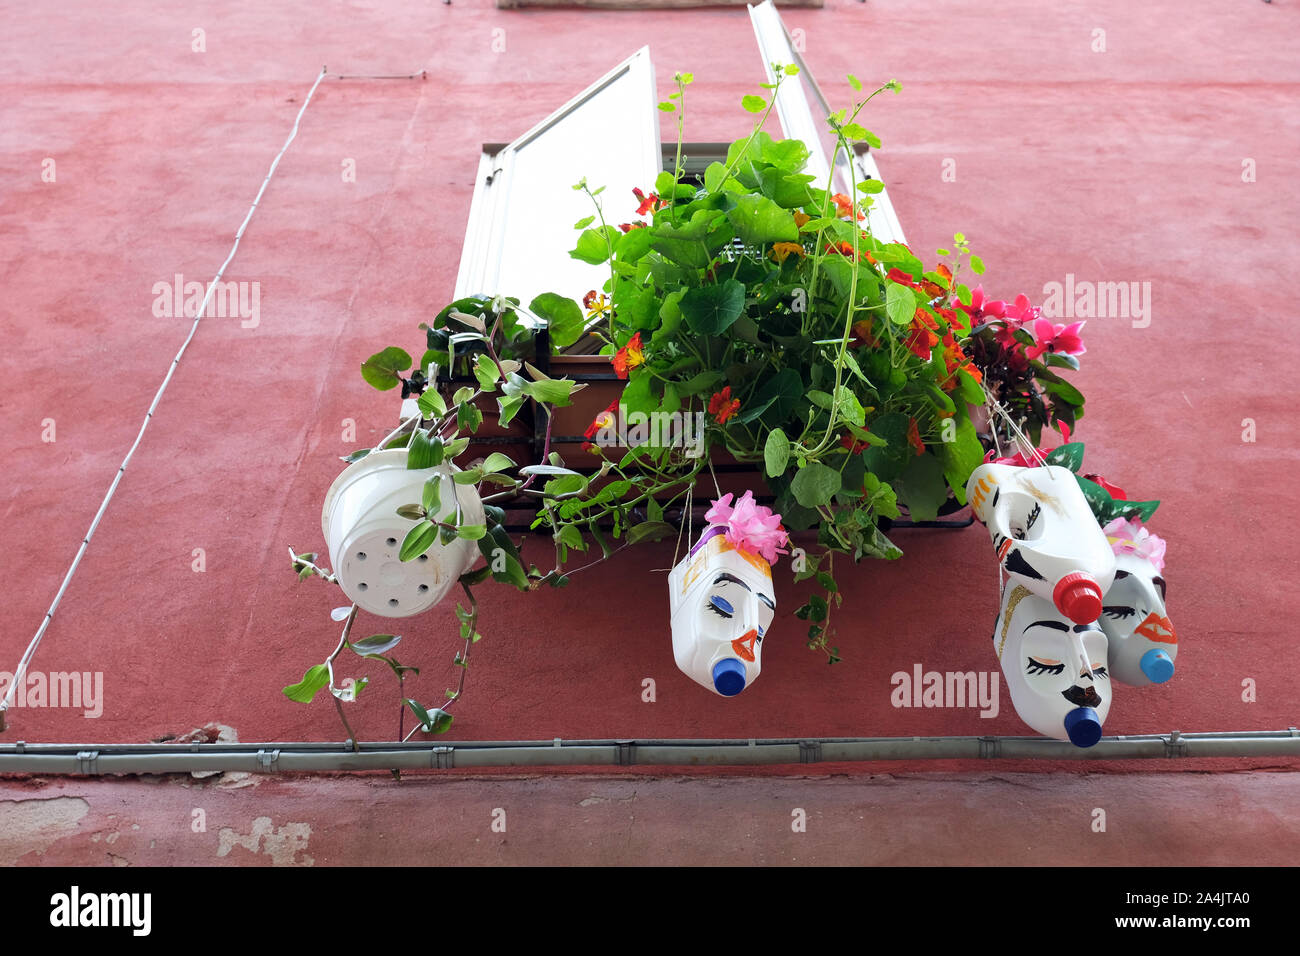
[1140,648,1175,684]
[1064,706,1103,748]
[712,658,747,697]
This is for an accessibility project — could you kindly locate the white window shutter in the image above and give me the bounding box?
[454,47,662,309]
[747,1,906,246]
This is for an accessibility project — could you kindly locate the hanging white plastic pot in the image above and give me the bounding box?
[321,448,484,618]
[993,580,1114,748]
[966,462,1116,624]
[668,527,776,697]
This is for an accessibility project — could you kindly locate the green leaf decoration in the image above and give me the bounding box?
[1044,442,1085,473]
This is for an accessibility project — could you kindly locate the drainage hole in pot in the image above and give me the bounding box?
[418,584,429,593]
[357,552,367,560]
[358,582,368,591]
[386,537,397,546]
[418,554,429,562]
[388,598,399,608]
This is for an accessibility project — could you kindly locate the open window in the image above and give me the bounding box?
[454,47,661,309]
[455,5,907,317]
[747,0,906,245]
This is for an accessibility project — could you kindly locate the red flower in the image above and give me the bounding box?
[907,417,925,456]
[841,434,870,454]
[887,268,922,290]
[851,318,879,348]
[708,386,741,424]
[583,398,620,452]
[825,241,857,259]
[618,222,647,233]
[831,193,865,221]
[612,332,644,379]
[632,187,661,216]
[582,290,599,309]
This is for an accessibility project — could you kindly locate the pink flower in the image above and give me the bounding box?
[994,294,1039,349]
[956,285,1007,325]
[705,491,790,566]
[1025,317,1086,361]
[1103,517,1167,573]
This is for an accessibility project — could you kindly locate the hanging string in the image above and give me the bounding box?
[1,65,424,729]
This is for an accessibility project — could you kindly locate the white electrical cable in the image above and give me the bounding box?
[1,67,344,719]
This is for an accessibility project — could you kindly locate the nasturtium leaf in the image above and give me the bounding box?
[791,462,841,507]
[742,94,767,113]
[726,193,798,245]
[529,293,584,349]
[893,451,949,522]
[360,347,412,391]
[680,279,746,335]
[571,227,617,265]
[885,283,917,325]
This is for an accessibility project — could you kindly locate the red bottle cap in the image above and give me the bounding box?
[1053,573,1103,624]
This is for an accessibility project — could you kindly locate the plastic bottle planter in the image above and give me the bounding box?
[321,448,484,618]
[994,581,1113,747]
[668,527,776,697]
[966,462,1116,624]
[1100,550,1176,686]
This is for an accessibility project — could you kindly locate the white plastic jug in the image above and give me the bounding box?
[993,581,1114,747]
[1101,550,1176,686]
[322,448,484,618]
[967,462,1116,624]
[668,527,776,696]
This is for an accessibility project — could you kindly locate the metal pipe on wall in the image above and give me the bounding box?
[0,729,1297,775]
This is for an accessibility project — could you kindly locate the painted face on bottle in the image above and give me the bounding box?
[994,583,1113,747]
[967,463,1116,624]
[1100,551,1176,685]
[668,531,776,696]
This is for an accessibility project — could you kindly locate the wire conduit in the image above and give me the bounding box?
[0,730,1296,775]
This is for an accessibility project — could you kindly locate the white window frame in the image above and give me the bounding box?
[747,0,907,246]
[454,47,662,308]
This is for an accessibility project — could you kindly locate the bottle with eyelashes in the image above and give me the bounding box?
[667,525,777,697]
[1098,520,1176,686]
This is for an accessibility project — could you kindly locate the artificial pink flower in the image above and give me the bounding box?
[1102,517,1167,573]
[705,490,790,566]
[955,285,1008,325]
[1025,318,1086,361]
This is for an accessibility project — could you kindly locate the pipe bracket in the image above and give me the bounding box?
[1162,730,1187,758]
[798,740,822,763]
[979,736,1000,759]
[431,746,454,769]
[75,750,99,775]
[256,749,281,773]
[615,740,636,766]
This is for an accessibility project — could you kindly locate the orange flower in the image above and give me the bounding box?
[583,398,621,452]
[832,193,865,221]
[935,263,953,285]
[903,318,940,360]
[793,210,811,228]
[708,386,741,424]
[770,241,806,265]
[907,417,925,456]
[632,187,661,216]
[612,332,644,379]
[851,318,879,348]
[585,292,611,320]
[825,241,856,260]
